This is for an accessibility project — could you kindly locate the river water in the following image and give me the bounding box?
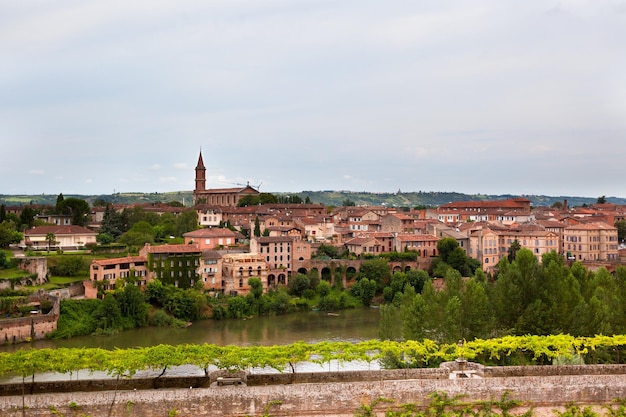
[1,308,381,352]
[0,309,382,382]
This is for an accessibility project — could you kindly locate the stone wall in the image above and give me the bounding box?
[17,257,48,285]
[0,294,59,344]
[1,365,626,417]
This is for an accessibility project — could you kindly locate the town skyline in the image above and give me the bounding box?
[2,1,624,197]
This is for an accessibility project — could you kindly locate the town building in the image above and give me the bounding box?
[21,225,97,251]
[192,151,259,206]
[221,253,269,296]
[139,244,202,289]
[86,256,149,298]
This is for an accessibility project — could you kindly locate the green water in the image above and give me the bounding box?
[0,308,381,352]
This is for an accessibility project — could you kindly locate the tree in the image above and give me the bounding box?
[61,198,91,226]
[254,216,261,237]
[436,238,459,263]
[507,239,522,262]
[597,195,607,204]
[359,258,390,289]
[248,277,263,299]
[0,221,22,248]
[342,199,356,207]
[0,204,5,223]
[615,220,626,243]
[45,232,57,253]
[288,273,310,297]
[19,206,37,229]
[349,277,377,307]
[175,210,198,236]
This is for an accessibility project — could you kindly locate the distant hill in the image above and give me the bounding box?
[1,191,624,208]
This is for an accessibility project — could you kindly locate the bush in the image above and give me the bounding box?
[48,256,88,277]
[150,309,174,327]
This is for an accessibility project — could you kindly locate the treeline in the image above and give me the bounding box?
[379,247,626,347]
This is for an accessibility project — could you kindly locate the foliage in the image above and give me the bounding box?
[0,220,22,248]
[5,335,626,382]
[48,255,89,277]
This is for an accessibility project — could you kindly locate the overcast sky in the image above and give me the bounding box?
[1,0,625,198]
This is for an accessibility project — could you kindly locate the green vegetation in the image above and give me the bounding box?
[2,335,626,381]
[379,248,626,360]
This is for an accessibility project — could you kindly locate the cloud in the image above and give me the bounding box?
[28,170,45,175]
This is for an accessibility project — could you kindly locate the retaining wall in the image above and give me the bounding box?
[1,365,626,416]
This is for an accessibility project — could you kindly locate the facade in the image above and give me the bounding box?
[221,253,269,296]
[87,256,149,298]
[22,225,97,250]
[192,151,259,206]
[199,250,223,292]
[183,227,243,250]
[195,205,223,227]
[139,244,202,289]
[468,227,560,273]
[563,222,619,261]
[250,236,312,285]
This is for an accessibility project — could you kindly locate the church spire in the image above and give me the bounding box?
[195,150,206,193]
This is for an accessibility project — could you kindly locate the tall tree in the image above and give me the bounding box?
[254,216,261,237]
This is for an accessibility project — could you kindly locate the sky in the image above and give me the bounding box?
[1,1,625,198]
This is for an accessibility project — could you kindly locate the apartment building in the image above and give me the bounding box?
[139,244,202,289]
[249,236,312,280]
[221,253,269,296]
[563,222,619,261]
[468,227,559,273]
[87,256,149,298]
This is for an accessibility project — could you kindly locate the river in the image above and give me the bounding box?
[0,308,381,352]
[0,309,382,382]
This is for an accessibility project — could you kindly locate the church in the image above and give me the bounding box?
[192,151,260,207]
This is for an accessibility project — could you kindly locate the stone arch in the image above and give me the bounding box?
[392,265,403,273]
[278,274,287,285]
[297,267,308,275]
[321,267,332,282]
[268,274,276,287]
[346,266,357,281]
[404,266,411,272]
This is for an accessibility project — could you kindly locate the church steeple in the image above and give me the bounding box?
[195,150,206,192]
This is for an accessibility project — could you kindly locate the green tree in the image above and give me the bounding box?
[288,273,310,297]
[615,220,626,243]
[359,258,390,289]
[0,204,6,223]
[60,198,90,226]
[19,206,37,229]
[349,277,377,307]
[597,195,607,204]
[507,239,522,262]
[118,221,155,247]
[175,210,198,236]
[94,293,122,331]
[254,216,261,237]
[0,221,22,248]
[248,277,263,299]
[45,232,57,253]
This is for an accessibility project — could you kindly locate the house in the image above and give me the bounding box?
[183,228,244,250]
[394,233,439,256]
[221,253,269,296]
[22,225,97,251]
[563,222,619,262]
[199,250,223,292]
[86,256,149,298]
[194,205,223,227]
[139,244,202,289]
[344,237,383,257]
[250,236,311,283]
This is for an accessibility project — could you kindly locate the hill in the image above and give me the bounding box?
[1,191,624,208]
